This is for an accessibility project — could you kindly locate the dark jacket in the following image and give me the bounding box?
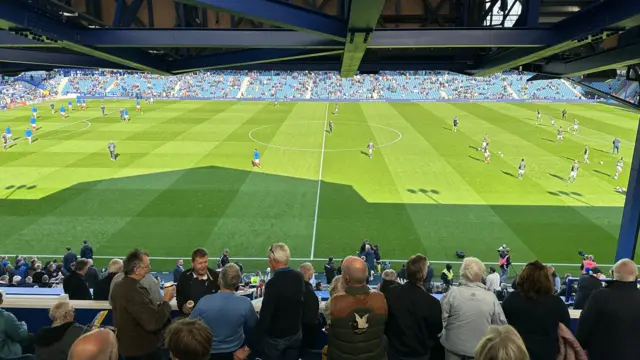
[255,267,305,340]
[218,254,230,268]
[328,285,388,360]
[576,280,640,360]
[110,276,171,356]
[324,261,337,285]
[301,281,320,350]
[573,274,602,309]
[385,282,442,359]
[176,267,219,315]
[364,250,376,273]
[93,272,117,301]
[502,290,571,360]
[32,271,45,284]
[79,245,93,260]
[62,252,77,274]
[34,322,85,360]
[83,267,100,289]
[172,265,184,283]
[62,272,92,300]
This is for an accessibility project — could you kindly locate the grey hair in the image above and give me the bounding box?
[328,275,346,297]
[460,257,486,283]
[268,243,290,265]
[123,249,149,276]
[220,263,241,290]
[12,276,21,284]
[49,300,74,321]
[107,259,124,274]
[382,269,397,281]
[613,258,638,282]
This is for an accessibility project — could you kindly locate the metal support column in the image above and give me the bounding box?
[617,119,640,261]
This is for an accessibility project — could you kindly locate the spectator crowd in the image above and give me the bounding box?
[0,239,635,360]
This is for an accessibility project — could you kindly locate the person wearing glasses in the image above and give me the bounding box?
[111,249,175,360]
[34,300,85,360]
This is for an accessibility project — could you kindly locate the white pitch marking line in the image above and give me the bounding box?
[310,103,329,259]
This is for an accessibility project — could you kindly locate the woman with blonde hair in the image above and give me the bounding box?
[475,325,529,360]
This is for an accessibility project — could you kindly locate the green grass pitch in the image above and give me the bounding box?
[0,100,637,273]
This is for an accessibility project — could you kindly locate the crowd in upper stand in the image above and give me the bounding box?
[0,241,638,360]
[3,69,635,105]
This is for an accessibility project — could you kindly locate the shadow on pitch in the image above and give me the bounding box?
[360,151,370,158]
[0,163,624,262]
[541,138,555,143]
[4,184,37,199]
[501,171,517,178]
[593,169,610,177]
[468,145,479,151]
[548,173,566,182]
[468,155,483,163]
[593,148,610,154]
[407,188,441,204]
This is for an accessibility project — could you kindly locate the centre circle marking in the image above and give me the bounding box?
[248,121,403,152]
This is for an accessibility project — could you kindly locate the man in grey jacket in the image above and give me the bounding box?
[440,257,507,359]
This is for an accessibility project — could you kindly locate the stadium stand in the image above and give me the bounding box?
[0,70,589,105]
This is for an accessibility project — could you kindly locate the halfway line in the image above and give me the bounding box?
[310,103,329,259]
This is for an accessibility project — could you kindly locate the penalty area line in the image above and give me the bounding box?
[310,103,329,260]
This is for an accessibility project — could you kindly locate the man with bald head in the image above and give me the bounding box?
[327,256,388,359]
[577,258,640,360]
[68,328,118,360]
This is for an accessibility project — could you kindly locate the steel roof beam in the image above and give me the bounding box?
[475,0,640,76]
[341,0,386,77]
[168,49,343,73]
[174,0,346,41]
[542,42,640,77]
[75,29,344,49]
[369,28,557,48]
[0,48,131,69]
[0,0,169,75]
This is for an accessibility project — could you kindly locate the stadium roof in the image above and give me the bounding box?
[0,0,639,79]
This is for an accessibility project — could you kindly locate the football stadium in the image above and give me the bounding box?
[1,0,640,359]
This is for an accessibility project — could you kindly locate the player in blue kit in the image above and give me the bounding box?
[453,116,459,132]
[367,139,375,159]
[50,102,55,114]
[4,126,12,142]
[32,106,37,118]
[101,103,106,116]
[81,99,87,110]
[123,109,130,121]
[30,116,37,131]
[136,100,141,112]
[60,105,67,118]
[25,128,33,144]
[68,100,73,111]
[252,149,261,168]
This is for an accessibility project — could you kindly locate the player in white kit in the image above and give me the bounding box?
[614,157,624,180]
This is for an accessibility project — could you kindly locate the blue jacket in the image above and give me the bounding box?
[0,308,28,358]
